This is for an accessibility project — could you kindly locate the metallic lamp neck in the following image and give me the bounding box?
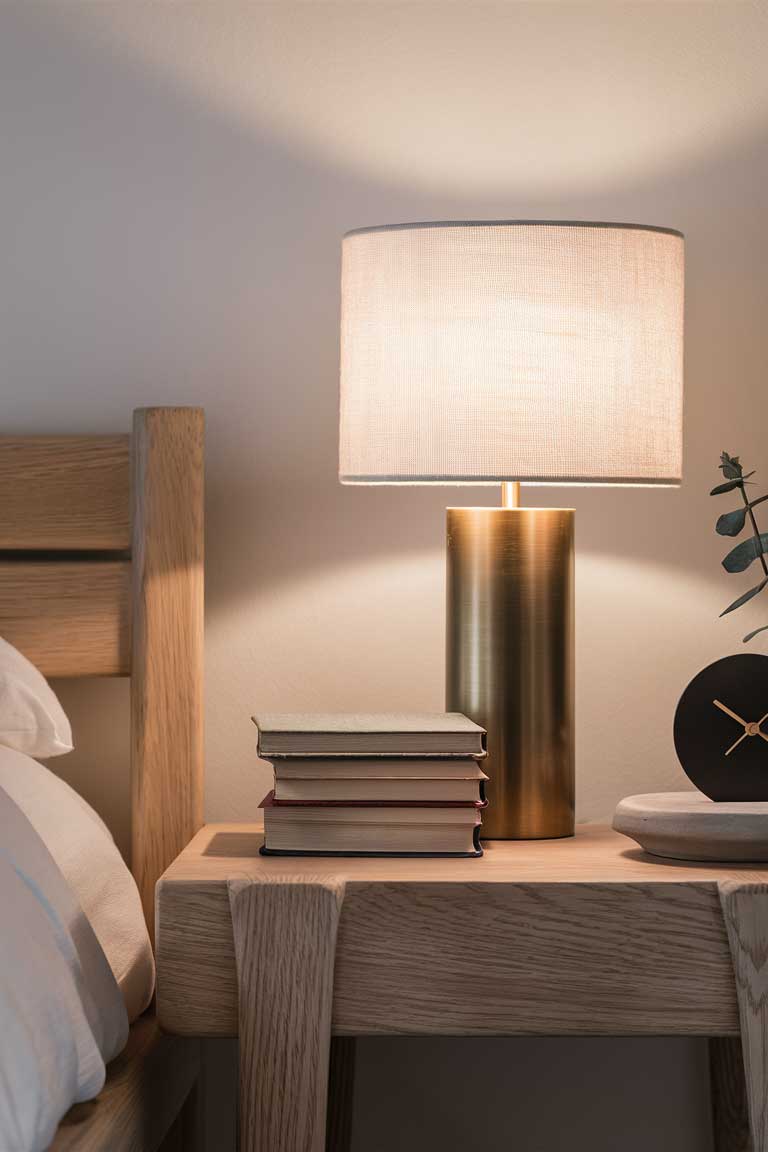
[501,482,521,508]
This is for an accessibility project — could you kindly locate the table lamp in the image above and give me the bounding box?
[339,221,684,838]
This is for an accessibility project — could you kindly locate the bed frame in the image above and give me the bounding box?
[0,408,204,1152]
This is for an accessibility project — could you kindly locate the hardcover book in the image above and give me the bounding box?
[259,793,483,857]
[271,757,488,779]
[271,757,488,803]
[253,712,486,757]
[273,776,487,803]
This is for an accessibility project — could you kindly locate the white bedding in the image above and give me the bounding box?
[0,785,129,1152]
[0,749,155,1023]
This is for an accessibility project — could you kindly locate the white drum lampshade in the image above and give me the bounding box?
[339,221,684,486]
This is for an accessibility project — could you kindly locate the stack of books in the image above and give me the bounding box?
[253,712,488,857]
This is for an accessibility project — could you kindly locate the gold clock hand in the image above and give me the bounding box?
[713,699,749,727]
[725,731,749,756]
[757,713,768,745]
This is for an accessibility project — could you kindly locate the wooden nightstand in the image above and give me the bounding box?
[155,823,768,1152]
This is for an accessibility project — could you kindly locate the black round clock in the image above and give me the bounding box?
[674,653,768,801]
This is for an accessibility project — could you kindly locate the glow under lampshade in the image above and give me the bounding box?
[339,221,684,486]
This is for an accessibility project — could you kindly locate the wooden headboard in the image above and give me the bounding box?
[0,407,204,943]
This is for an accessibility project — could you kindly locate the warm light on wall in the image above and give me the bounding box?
[85,3,768,193]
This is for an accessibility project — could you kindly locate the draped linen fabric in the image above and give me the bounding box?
[0,784,128,1152]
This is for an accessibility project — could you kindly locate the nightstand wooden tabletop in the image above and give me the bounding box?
[156,821,765,1039]
[155,822,768,1152]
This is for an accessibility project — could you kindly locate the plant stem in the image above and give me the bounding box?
[740,482,768,576]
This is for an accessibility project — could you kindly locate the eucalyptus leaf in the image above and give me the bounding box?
[722,533,768,573]
[711,478,744,495]
[711,471,756,495]
[716,507,748,536]
[720,577,768,616]
[711,453,768,625]
[721,452,742,476]
[744,625,768,642]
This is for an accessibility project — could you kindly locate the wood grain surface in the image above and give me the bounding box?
[228,876,346,1152]
[131,408,204,940]
[50,1013,199,1152]
[0,560,129,676]
[156,823,768,1039]
[0,435,130,550]
[719,882,768,1151]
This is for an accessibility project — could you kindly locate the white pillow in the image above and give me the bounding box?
[0,636,73,757]
[0,748,155,1022]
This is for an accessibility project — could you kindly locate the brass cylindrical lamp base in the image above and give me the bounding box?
[446,508,575,839]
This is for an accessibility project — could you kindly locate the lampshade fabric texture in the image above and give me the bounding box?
[339,221,684,486]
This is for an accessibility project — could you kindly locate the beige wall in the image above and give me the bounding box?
[4,3,768,1148]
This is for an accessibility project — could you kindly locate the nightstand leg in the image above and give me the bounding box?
[327,1038,356,1152]
[710,1037,752,1151]
[228,878,346,1152]
[718,883,768,1152]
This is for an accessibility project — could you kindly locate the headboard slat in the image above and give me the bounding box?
[0,437,130,550]
[131,408,204,940]
[0,561,130,676]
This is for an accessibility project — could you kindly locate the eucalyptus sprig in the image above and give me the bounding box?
[711,451,768,642]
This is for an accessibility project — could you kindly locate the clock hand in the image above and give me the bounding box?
[713,699,749,727]
[713,701,768,754]
[757,713,768,744]
[725,731,749,756]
